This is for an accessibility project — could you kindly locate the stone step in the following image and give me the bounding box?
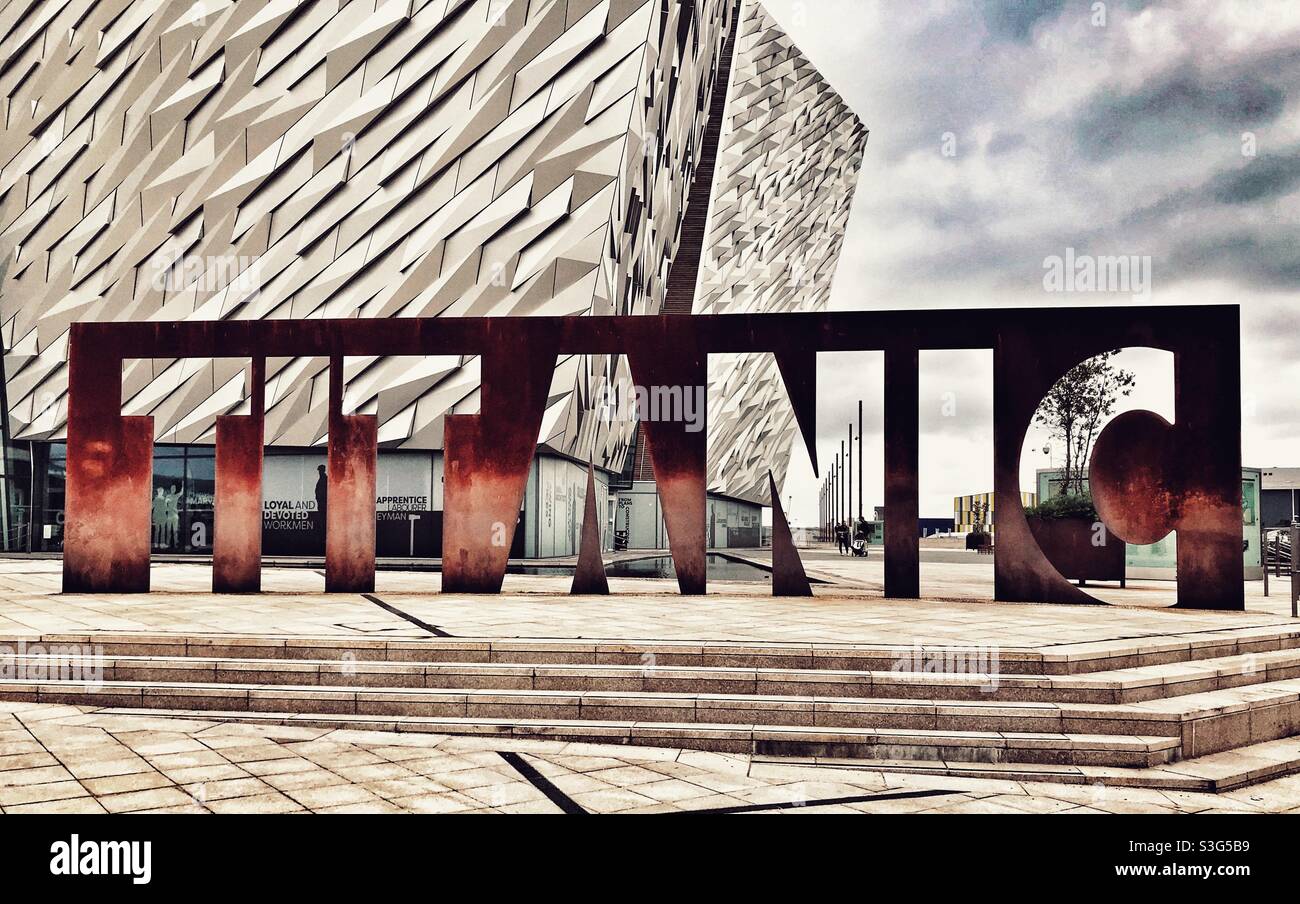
[50,705,1183,768]
[2,677,1296,757]
[6,647,1300,704]
[12,624,1300,674]
[752,733,1300,793]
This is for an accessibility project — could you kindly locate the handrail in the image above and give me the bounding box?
[1265,526,1300,617]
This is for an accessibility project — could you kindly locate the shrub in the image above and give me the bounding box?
[1025,492,1099,521]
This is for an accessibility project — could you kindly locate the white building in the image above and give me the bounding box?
[0,0,865,558]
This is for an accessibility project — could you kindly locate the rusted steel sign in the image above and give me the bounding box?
[61,306,1244,610]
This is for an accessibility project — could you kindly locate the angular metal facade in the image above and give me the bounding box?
[0,0,862,503]
[701,2,868,504]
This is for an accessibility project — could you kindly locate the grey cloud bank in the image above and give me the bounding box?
[761,0,1299,521]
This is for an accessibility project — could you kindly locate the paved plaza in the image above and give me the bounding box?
[2,555,1299,814]
[0,553,1293,643]
[4,702,1299,814]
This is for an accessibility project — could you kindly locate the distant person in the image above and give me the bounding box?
[836,520,849,555]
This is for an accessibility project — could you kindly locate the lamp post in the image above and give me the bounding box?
[842,439,852,530]
[846,424,853,531]
[831,459,838,528]
[858,400,864,522]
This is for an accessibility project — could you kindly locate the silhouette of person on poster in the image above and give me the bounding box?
[165,484,181,548]
[315,465,328,520]
[151,488,167,548]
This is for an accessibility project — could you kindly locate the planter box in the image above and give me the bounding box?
[1026,515,1125,585]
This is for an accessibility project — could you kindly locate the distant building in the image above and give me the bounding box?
[861,507,953,538]
[919,518,955,537]
[0,1,865,558]
[954,492,1036,535]
[1261,468,1300,528]
[613,436,763,551]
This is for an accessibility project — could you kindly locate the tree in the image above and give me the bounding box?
[1033,351,1136,498]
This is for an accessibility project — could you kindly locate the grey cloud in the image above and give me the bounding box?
[1166,227,1300,289]
[986,131,1027,155]
[1209,150,1300,205]
[769,0,1300,517]
[980,0,1157,42]
[1122,146,1300,226]
[1246,304,1300,353]
[979,0,1068,42]
[1072,62,1288,161]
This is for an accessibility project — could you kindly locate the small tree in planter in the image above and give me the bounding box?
[1034,351,1136,498]
[965,500,992,550]
[1024,486,1124,584]
[1024,493,1099,522]
[1029,354,1136,585]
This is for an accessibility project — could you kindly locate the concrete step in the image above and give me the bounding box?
[49,704,1183,768]
[5,627,1297,773]
[6,647,1300,704]
[752,733,1300,793]
[3,676,1297,758]
[14,625,1300,674]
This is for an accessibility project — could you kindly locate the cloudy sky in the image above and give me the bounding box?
[758,0,1300,523]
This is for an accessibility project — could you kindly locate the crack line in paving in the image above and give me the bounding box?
[498,752,588,814]
[362,593,454,637]
[664,787,962,815]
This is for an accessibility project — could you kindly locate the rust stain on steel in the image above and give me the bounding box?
[62,328,152,593]
[1089,410,1177,545]
[571,464,610,595]
[883,345,919,599]
[325,355,378,593]
[769,470,812,597]
[993,327,1099,607]
[1090,356,1245,610]
[627,320,708,595]
[993,307,1243,610]
[60,306,1245,610]
[213,358,265,593]
[442,324,560,593]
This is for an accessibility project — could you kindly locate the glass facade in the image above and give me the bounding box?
[7,441,550,558]
[10,443,220,554]
[0,440,32,552]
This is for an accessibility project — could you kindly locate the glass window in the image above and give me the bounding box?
[185,449,215,552]
[151,447,186,553]
[39,443,67,552]
[0,442,32,551]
